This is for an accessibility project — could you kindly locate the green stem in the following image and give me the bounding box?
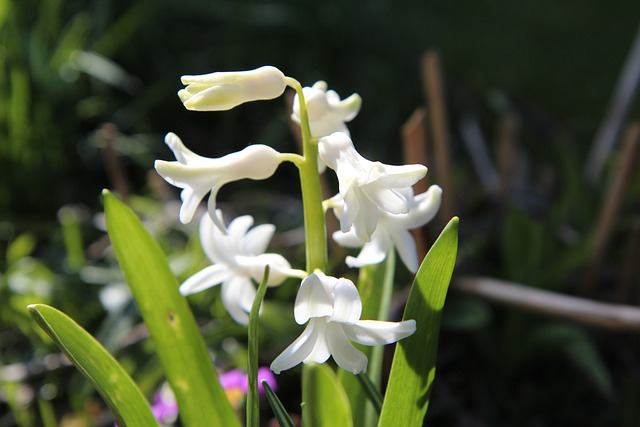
[247,266,271,427]
[285,77,327,273]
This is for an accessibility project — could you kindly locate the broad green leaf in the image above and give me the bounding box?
[28,304,159,427]
[103,190,240,427]
[339,250,395,427]
[378,217,459,427]
[303,363,353,427]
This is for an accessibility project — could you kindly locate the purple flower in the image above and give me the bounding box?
[219,367,278,394]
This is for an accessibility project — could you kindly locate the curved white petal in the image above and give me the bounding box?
[294,273,334,324]
[220,276,256,325]
[400,185,442,229]
[178,186,206,224]
[344,319,416,346]
[330,279,362,324]
[345,231,390,269]
[332,229,363,248]
[243,223,276,255]
[326,323,368,374]
[303,320,331,364]
[362,180,409,215]
[164,132,203,164]
[238,253,304,286]
[391,228,419,273]
[270,320,320,374]
[179,264,230,296]
[198,212,229,265]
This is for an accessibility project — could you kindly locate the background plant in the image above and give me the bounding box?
[2,0,640,426]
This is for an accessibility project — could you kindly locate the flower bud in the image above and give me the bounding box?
[178,66,287,111]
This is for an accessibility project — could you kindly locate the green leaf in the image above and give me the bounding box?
[303,363,353,427]
[247,266,270,427]
[263,381,295,427]
[339,250,395,427]
[103,190,240,427]
[28,304,159,427]
[378,217,459,427]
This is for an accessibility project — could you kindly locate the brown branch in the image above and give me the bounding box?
[421,50,454,222]
[453,276,640,331]
[402,107,430,260]
[582,122,640,295]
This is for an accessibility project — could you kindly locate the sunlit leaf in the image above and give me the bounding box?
[103,190,240,427]
[28,304,159,427]
[378,217,458,427]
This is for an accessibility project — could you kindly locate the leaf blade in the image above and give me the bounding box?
[103,190,240,427]
[378,217,459,427]
[28,304,159,427]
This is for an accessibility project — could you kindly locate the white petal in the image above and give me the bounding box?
[226,215,254,246]
[220,276,256,325]
[294,273,334,324]
[391,228,419,273]
[401,185,442,229]
[179,187,205,224]
[179,264,230,296]
[242,223,275,255]
[344,319,416,346]
[270,320,320,374]
[332,229,363,249]
[326,323,368,374]
[362,180,408,215]
[330,279,362,324]
[378,163,427,187]
[345,231,390,269]
[164,132,202,164]
[303,320,331,364]
[198,213,228,264]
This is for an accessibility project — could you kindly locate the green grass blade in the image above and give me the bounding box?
[28,304,159,427]
[355,373,383,414]
[103,190,240,427]
[262,381,295,427]
[303,363,353,427]
[378,217,459,427]
[247,266,270,427]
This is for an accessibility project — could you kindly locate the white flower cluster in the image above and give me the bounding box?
[155,66,442,374]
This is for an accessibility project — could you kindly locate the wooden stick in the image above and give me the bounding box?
[616,221,640,303]
[584,24,640,184]
[582,122,640,295]
[454,276,640,331]
[100,123,130,200]
[421,50,454,221]
[401,107,430,260]
[496,112,520,201]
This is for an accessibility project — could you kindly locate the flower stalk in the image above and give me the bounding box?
[286,77,328,273]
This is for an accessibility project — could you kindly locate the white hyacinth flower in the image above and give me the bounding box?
[270,271,416,374]
[154,132,283,230]
[179,212,306,325]
[319,132,427,242]
[330,185,442,273]
[178,66,287,111]
[291,81,362,139]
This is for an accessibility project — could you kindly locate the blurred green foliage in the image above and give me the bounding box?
[1,0,640,425]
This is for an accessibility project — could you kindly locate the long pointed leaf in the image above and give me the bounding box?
[263,380,295,427]
[28,304,159,427]
[103,190,240,427]
[378,217,459,427]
